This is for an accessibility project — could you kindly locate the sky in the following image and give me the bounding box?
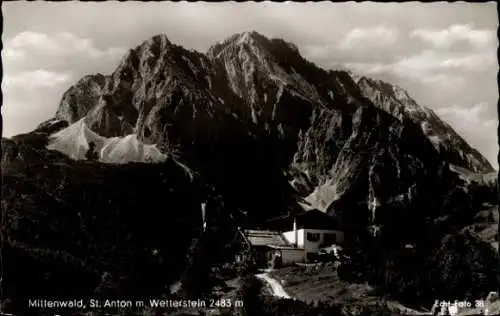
[2,2,498,169]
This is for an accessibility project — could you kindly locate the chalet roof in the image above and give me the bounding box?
[267,244,304,250]
[243,229,291,247]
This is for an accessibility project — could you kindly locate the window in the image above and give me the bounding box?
[306,232,320,242]
[323,233,337,245]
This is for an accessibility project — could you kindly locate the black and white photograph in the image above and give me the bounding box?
[1,2,499,316]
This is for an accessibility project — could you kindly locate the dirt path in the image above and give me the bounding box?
[255,270,292,299]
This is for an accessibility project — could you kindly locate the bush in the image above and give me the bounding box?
[236,275,268,316]
[218,262,239,280]
[237,258,258,278]
[179,236,218,299]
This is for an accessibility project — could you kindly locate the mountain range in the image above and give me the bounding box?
[40,31,495,229]
[2,31,498,313]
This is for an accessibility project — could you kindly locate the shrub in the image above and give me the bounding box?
[179,236,218,299]
[236,275,268,316]
[237,258,258,278]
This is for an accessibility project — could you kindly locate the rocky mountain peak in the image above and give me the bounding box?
[45,31,495,226]
[208,31,268,58]
[358,76,421,112]
[5,30,497,314]
[355,76,493,173]
[55,73,109,124]
[207,31,300,61]
[113,34,174,76]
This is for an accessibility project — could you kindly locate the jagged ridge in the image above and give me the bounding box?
[4,31,498,313]
[43,31,495,232]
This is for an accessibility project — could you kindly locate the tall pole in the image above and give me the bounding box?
[293,215,298,248]
[201,202,206,233]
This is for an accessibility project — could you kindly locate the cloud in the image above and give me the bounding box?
[421,74,466,88]
[5,31,127,61]
[339,26,399,50]
[3,70,73,90]
[302,44,335,60]
[394,50,495,75]
[342,62,387,74]
[301,25,403,67]
[342,49,496,88]
[410,24,496,49]
[435,102,497,168]
[435,102,491,123]
[2,47,26,61]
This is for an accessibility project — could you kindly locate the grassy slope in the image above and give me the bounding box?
[269,265,380,306]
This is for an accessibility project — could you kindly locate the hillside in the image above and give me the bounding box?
[2,31,498,313]
[2,130,214,314]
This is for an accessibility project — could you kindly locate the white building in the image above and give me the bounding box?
[241,209,344,266]
[280,209,344,262]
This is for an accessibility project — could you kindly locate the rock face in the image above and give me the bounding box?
[356,76,492,173]
[47,31,495,234]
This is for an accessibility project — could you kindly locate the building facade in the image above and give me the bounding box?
[282,228,344,261]
[240,209,344,266]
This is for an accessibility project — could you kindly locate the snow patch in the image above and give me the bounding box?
[305,180,340,212]
[47,119,167,164]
